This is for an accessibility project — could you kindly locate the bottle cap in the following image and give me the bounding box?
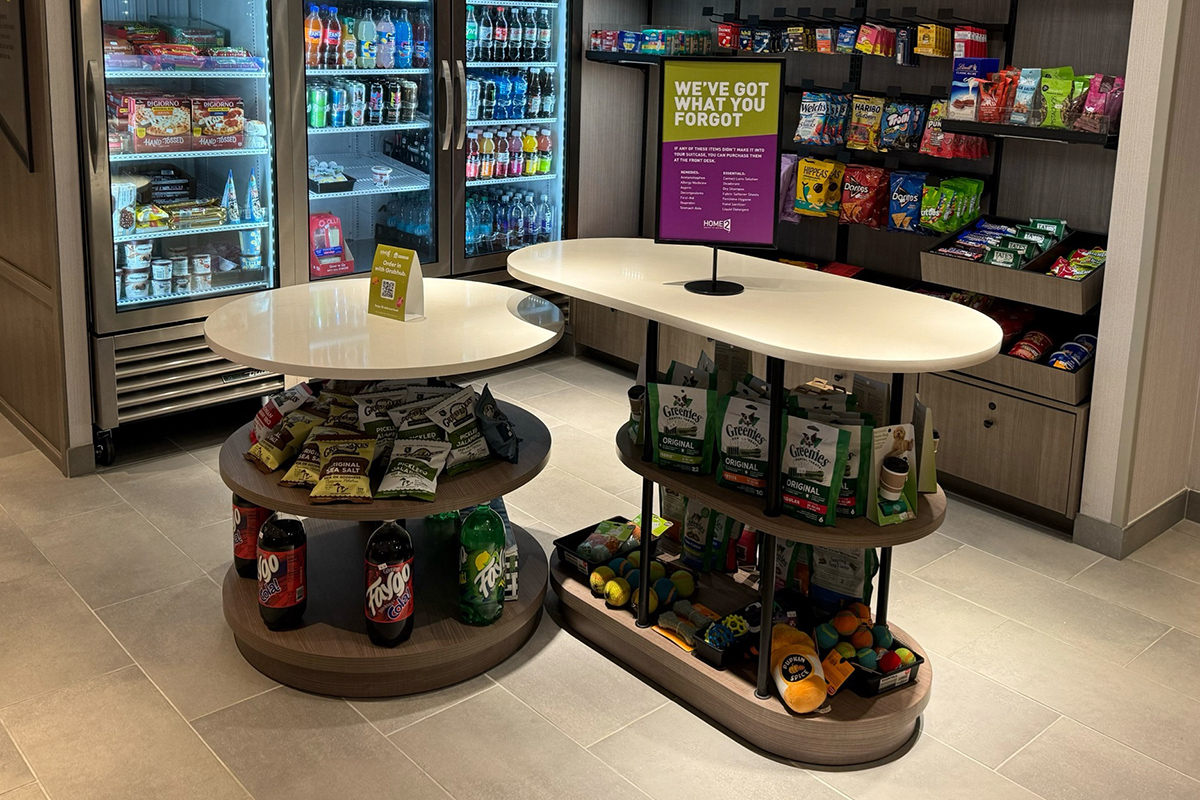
[540,128,550,135]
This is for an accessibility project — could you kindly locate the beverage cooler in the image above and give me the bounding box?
[76,0,576,454]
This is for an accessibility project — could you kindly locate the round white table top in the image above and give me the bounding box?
[509,238,1002,373]
[204,278,563,379]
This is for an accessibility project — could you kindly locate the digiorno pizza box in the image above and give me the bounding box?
[130,95,191,153]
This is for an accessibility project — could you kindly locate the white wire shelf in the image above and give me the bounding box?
[117,278,271,307]
[105,69,269,79]
[467,116,557,127]
[308,115,430,135]
[468,61,557,69]
[466,172,556,187]
[109,147,271,163]
[305,66,430,77]
[113,219,270,244]
[309,154,430,199]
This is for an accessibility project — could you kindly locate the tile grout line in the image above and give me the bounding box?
[804,772,856,800]
[343,695,463,800]
[1121,626,1175,668]
[90,575,211,613]
[0,664,135,715]
[918,728,1058,800]
[188,685,284,724]
[1062,554,1105,583]
[902,544,962,576]
[489,683,657,799]
[359,674,501,736]
[583,700,669,749]
[992,715,1062,772]
[0,717,42,793]
[1058,715,1200,787]
[1063,568,1200,633]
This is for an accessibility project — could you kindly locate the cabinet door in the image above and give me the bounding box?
[572,299,644,364]
[920,374,1076,514]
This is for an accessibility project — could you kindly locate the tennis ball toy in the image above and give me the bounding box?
[608,558,630,576]
[878,651,902,672]
[847,602,872,624]
[648,562,666,581]
[832,610,860,636]
[626,551,641,568]
[855,648,878,670]
[625,569,641,592]
[871,624,894,650]
[652,577,678,605]
[815,623,840,650]
[834,642,857,660]
[631,587,658,614]
[604,578,631,607]
[895,647,916,666]
[669,571,695,598]
[850,625,874,650]
[589,566,615,594]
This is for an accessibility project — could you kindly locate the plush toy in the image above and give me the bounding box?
[771,623,828,714]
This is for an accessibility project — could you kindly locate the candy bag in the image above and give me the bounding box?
[846,95,884,151]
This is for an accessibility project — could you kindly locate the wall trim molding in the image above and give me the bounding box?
[0,395,65,474]
[1074,488,1187,559]
[0,257,54,307]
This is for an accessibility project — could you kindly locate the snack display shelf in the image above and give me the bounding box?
[584,50,663,67]
[496,0,560,7]
[117,278,270,308]
[113,219,270,243]
[550,555,931,766]
[305,67,429,77]
[615,424,946,549]
[309,155,429,199]
[104,69,270,79]
[308,116,430,135]
[466,172,557,188]
[468,61,556,69]
[109,147,271,163]
[467,117,557,128]
[940,119,1118,148]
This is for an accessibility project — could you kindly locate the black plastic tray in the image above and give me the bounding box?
[307,175,357,194]
[845,635,925,697]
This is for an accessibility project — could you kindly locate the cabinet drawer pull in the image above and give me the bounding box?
[983,419,994,429]
[988,402,997,411]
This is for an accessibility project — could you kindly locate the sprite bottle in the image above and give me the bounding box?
[457,505,506,625]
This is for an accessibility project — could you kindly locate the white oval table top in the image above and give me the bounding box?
[509,238,1003,373]
[204,278,563,379]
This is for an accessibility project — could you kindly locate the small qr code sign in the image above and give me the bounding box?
[367,244,419,321]
[380,279,396,300]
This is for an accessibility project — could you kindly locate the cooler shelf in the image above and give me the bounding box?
[105,69,270,80]
[467,117,557,128]
[110,147,270,163]
[308,154,430,199]
[117,278,270,308]
[468,61,556,68]
[466,172,557,188]
[307,115,430,134]
[305,66,430,77]
[113,220,270,244]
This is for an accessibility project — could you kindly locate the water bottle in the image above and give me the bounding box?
[479,197,494,255]
[523,192,538,245]
[465,201,477,256]
[508,198,525,249]
[494,72,512,121]
[512,69,528,120]
[538,194,553,244]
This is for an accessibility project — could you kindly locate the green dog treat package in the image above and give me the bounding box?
[801,409,874,519]
[805,545,879,613]
[781,416,851,527]
[680,498,741,572]
[665,359,715,389]
[375,440,453,501]
[648,383,719,475]
[867,423,919,525]
[716,395,771,497]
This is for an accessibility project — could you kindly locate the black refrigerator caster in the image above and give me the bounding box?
[94,429,115,467]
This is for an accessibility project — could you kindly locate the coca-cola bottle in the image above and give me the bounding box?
[257,513,307,630]
[232,493,269,578]
[364,521,416,647]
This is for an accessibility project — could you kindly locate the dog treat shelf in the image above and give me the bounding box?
[204,278,562,697]
[510,237,1001,765]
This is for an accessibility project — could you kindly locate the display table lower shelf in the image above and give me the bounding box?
[550,553,931,766]
[224,517,547,698]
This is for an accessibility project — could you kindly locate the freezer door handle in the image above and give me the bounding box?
[455,59,467,150]
[86,59,102,174]
[440,59,452,151]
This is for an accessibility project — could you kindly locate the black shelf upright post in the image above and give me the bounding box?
[755,356,787,699]
[636,320,660,628]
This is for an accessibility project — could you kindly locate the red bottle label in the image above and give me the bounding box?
[258,545,306,608]
[233,503,269,561]
[365,558,414,623]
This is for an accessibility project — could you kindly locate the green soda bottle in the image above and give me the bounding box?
[457,505,506,625]
[424,510,460,539]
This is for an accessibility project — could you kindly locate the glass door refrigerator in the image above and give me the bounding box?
[78,0,296,436]
[453,0,574,274]
[297,0,452,279]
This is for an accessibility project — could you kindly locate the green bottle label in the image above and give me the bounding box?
[459,545,504,602]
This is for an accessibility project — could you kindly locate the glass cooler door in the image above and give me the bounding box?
[83,0,284,334]
[302,0,452,279]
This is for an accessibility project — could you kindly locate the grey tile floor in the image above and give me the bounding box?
[1,353,1199,799]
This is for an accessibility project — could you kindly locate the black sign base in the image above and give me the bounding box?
[685,279,745,296]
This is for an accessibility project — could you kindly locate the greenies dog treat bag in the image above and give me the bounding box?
[803,410,873,519]
[648,383,718,475]
[666,359,714,389]
[805,545,879,613]
[717,396,771,497]
[680,499,715,571]
[781,417,850,527]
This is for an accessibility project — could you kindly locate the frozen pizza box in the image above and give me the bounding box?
[191,96,245,149]
[130,95,191,153]
[148,16,230,47]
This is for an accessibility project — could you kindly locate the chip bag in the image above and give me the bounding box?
[375,439,452,501]
[428,387,492,476]
[309,433,376,504]
[888,171,926,232]
[839,165,888,229]
[245,408,325,473]
[795,158,840,217]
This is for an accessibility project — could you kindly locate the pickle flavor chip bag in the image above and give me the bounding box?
[648,383,718,475]
[781,416,850,527]
[428,387,493,476]
[376,439,453,501]
[717,395,772,497]
[385,398,445,442]
[867,423,918,525]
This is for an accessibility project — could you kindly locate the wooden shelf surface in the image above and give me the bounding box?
[225,518,547,697]
[219,401,551,521]
[550,553,931,766]
[617,424,946,548]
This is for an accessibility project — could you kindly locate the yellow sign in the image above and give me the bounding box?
[367,245,417,321]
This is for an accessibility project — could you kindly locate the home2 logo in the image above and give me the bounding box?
[366,561,412,619]
[258,553,283,602]
[702,218,732,232]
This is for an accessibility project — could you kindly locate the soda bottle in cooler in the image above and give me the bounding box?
[364,520,415,648]
[258,513,307,630]
[522,128,538,175]
[414,9,430,68]
[508,127,524,176]
[481,79,496,120]
[465,132,480,179]
[367,81,384,124]
[511,69,527,120]
[522,8,538,61]
[478,6,494,61]
[494,72,512,120]
[232,494,270,578]
[479,131,495,179]
[540,68,557,117]
[357,8,376,68]
[392,9,411,69]
[536,8,553,61]
[538,193,554,243]
[375,9,395,68]
[495,129,511,178]
[321,6,341,68]
[508,10,523,63]
[537,128,552,174]
[465,5,479,62]
[493,7,509,61]
[340,15,357,67]
[457,505,506,625]
[305,5,324,67]
[525,68,542,118]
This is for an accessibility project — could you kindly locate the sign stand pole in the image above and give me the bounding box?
[685,247,744,296]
